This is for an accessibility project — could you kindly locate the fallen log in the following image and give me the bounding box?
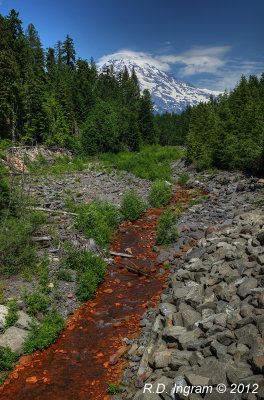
[110,251,133,258]
[120,264,149,277]
[28,207,77,216]
[32,236,52,242]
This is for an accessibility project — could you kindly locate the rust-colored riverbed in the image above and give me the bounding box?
[0,189,190,400]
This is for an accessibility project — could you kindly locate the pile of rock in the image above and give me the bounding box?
[125,209,264,399]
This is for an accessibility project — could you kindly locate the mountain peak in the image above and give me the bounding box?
[98,56,222,113]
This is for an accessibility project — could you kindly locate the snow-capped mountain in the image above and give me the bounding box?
[98,57,221,114]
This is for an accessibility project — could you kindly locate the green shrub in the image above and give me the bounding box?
[64,248,107,302]
[156,207,180,245]
[56,269,73,282]
[106,382,122,395]
[148,180,172,208]
[22,290,51,316]
[5,298,18,329]
[120,190,147,221]
[23,308,65,354]
[75,200,120,247]
[0,218,37,275]
[0,346,19,384]
[177,172,190,186]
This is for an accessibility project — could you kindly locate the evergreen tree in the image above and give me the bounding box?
[138,89,156,144]
[61,34,76,69]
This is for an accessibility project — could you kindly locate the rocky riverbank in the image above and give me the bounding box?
[118,165,264,399]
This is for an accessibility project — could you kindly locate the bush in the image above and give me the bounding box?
[75,200,120,247]
[22,290,51,316]
[64,248,107,302]
[23,308,65,354]
[120,190,147,221]
[177,172,190,186]
[156,207,180,245]
[148,180,172,208]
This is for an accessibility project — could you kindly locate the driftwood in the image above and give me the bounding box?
[32,236,52,242]
[120,264,149,277]
[110,251,133,258]
[29,207,77,216]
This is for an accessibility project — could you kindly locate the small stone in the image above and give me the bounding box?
[26,376,38,383]
[252,355,264,373]
[109,354,119,365]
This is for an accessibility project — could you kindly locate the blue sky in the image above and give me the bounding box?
[1,0,263,91]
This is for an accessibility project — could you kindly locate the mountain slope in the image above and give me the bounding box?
[98,57,221,114]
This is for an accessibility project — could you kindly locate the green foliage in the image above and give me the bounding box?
[186,75,264,174]
[0,218,37,275]
[156,207,179,245]
[0,165,10,214]
[64,247,107,302]
[5,298,18,329]
[120,190,147,221]
[99,145,183,181]
[23,308,65,354]
[177,172,190,186]
[0,346,19,379]
[148,180,172,208]
[56,269,73,282]
[75,200,120,247]
[22,290,51,315]
[106,382,122,395]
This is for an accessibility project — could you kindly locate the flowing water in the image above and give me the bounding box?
[0,189,190,400]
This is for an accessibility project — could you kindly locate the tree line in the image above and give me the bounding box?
[186,74,264,174]
[0,9,165,153]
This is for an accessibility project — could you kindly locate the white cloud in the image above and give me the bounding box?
[98,47,264,91]
[98,49,171,71]
[159,46,231,76]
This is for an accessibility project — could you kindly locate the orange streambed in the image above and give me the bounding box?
[0,189,191,400]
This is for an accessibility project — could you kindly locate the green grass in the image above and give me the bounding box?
[99,145,183,181]
[75,200,120,247]
[120,190,147,221]
[23,308,65,354]
[64,247,107,302]
[148,180,172,208]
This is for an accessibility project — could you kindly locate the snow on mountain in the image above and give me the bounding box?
[98,57,222,114]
